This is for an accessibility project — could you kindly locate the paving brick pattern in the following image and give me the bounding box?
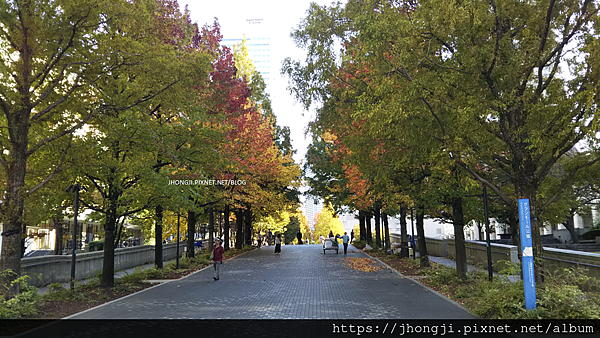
[68,245,476,319]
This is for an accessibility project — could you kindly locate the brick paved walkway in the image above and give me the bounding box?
[67,244,475,319]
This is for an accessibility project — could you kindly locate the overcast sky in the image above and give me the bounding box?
[179,0,333,166]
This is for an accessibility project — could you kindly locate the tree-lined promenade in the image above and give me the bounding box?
[0,0,300,298]
[283,0,600,286]
[1,0,600,322]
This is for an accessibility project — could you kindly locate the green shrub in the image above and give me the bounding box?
[351,240,366,249]
[85,270,102,288]
[545,267,600,292]
[194,257,210,266]
[87,240,104,252]
[0,271,40,319]
[496,260,521,275]
[117,267,151,284]
[197,251,211,260]
[466,268,487,281]
[176,257,195,269]
[467,279,529,319]
[494,260,521,276]
[454,284,476,299]
[140,267,168,280]
[463,266,600,319]
[536,267,600,319]
[418,264,463,287]
[537,284,600,319]
[0,289,40,319]
[41,282,88,302]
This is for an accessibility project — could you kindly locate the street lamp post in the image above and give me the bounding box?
[176,209,180,269]
[66,184,82,290]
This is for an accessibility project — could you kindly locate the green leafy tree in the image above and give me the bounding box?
[313,206,345,240]
[285,0,600,283]
[254,211,290,238]
[283,216,300,244]
[74,0,212,287]
[0,0,167,297]
[78,110,161,287]
[233,36,257,81]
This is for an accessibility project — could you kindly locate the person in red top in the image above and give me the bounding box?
[212,238,224,281]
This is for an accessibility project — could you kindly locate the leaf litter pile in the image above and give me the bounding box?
[341,257,383,272]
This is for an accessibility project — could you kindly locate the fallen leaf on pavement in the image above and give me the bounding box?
[341,257,383,272]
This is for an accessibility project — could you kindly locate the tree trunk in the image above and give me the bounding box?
[101,187,119,287]
[224,205,230,250]
[374,205,381,248]
[219,210,223,239]
[235,210,243,249]
[452,196,468,279]
[114,217,125,248]
[416,205,430,268]
[382,212,390,250]
[358,211,366,241]
[186,210,196,258]
[563,210,579,243]
[21,221,28,258]
[208,207,214,251]
[53,219,63,255]
[244,208,252,245]
[400,207,408,257]
[365,212,373,244]
[0,114,29,298]
[154,205,164,269]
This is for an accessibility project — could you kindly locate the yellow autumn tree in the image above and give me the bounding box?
[313,205,345,240]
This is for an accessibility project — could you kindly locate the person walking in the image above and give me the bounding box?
[274,233,282,254]
[212,238,224,281]
[350,230,354,243]
[257,233,262,248]
[341,232,350,254]
[296,230,303,244]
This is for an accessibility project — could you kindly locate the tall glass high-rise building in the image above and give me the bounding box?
[221,18,273,94]
[303,196,323,230]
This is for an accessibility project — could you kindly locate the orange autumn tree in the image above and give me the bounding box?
[298,35,419,250]
[179,24,301,249]
[219,96,300,248]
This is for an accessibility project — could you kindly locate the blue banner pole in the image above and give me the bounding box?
[518,199,537,310]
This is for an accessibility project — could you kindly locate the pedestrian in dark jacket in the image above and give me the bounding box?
[274,234,282,254]
[212,239,224,280]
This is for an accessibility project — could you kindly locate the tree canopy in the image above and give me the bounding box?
[284,0,600,280]
[0,0,301,296]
